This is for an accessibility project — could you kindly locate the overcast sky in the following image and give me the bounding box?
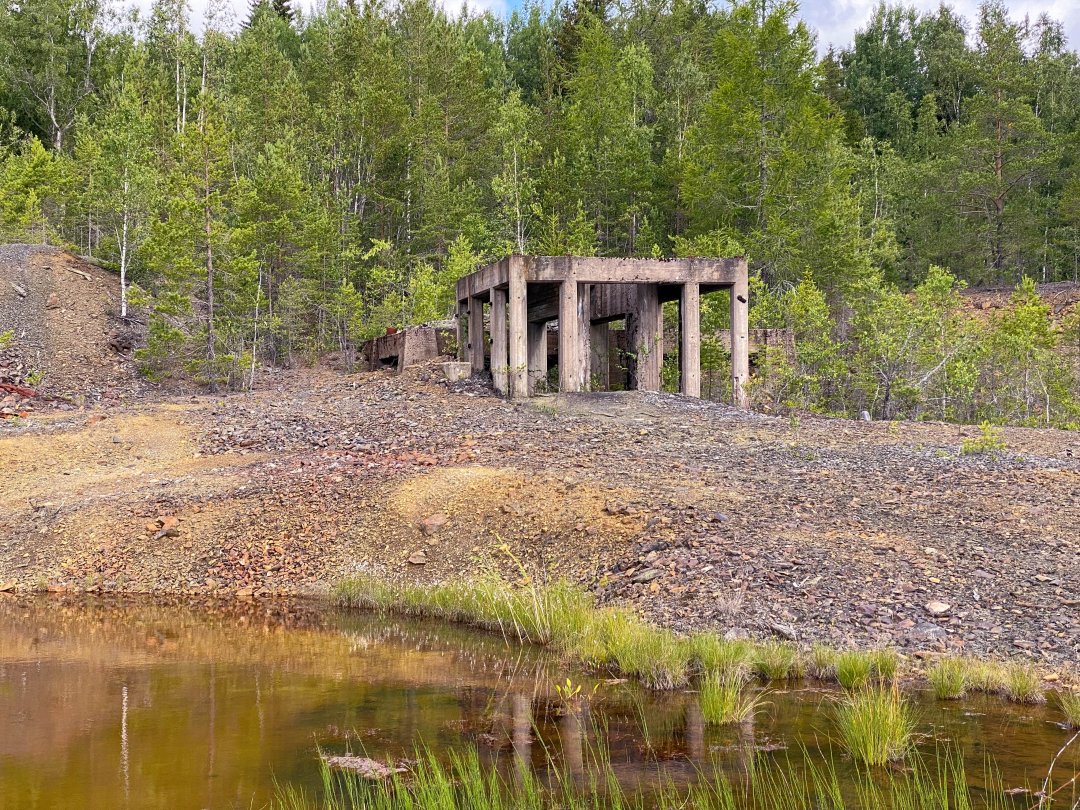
[124,0,1080,53]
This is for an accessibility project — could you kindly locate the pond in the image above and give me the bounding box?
[0,596,1075,809]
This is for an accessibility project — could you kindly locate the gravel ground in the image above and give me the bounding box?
[1,364,1078,673]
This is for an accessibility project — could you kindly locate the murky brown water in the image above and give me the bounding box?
[0,596,1075,809]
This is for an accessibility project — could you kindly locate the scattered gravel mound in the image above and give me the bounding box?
[0,244,143,406]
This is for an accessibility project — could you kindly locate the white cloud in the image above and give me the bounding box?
[117,0,1079,49]
[800,0,1080,52]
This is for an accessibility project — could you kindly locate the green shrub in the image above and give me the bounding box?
[961,422,1006,456]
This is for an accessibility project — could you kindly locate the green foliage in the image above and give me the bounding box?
[961,421,1007,456]
[2,0,1080,423]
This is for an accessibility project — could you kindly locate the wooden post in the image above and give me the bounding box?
[558,277,585,392]
[527,321,548,394]
[508,256,529,398]
[491,287,508,394]
[680,282,701,397]
[590,322,610,391]
[468,295,485,375]
[630,283,662,391]
[730,277,749,408]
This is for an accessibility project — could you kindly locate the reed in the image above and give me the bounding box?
[1056,690,1080,729]
[927,658,968,700]
[272,745,1021,810]
[699,670,768,725]
[833,684,916,766]
[751,641,803,681]
[1002,663,1046,705]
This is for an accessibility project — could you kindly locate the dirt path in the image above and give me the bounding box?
[1,366,1078,672]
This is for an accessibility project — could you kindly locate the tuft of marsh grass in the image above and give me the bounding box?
[1002,663,1046,705]
[690,633,753,679]
[965,659,1007,694]
[868,649,899,683]
[699,670,768,725]
[752,640,803,681]
[807,643,838,681]
[835,650,875,690]
[833,684,916,766]
[1055,690,1080,729]
[607,622,692,690]
[927,658,968,700]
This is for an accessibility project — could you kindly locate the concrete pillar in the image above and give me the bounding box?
[590,322,610,391]
[558,278,588,392]
[490,288,508,394]
[468,295,486,375]
[508,256,529,398]
[527,321,548,394]
[680,282,701,398]
[455,301,466,361]
[730,278,749,408]
[630,283,662,391]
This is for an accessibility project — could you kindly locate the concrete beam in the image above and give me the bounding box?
[680,282,701,398]
[524,256,744,285]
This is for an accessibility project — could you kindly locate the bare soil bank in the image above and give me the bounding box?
[1,365,1078,672]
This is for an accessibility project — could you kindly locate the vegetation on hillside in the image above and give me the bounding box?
[1,0,1080,422]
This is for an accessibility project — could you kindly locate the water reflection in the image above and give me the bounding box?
[0,595,1075,809]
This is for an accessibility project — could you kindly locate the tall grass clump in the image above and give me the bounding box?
[927,658,968,700]
[752,641,803,681]
[1002,663,1046,705]
[833,684,916,766]
[808,644,838,680]
[965,659,1007,694]
[835,651,875,690]
[699,670,768,726]
[868,649,899,683]
[1056,690,1080,728]
[690,633,753,679]
[607,621,692,690]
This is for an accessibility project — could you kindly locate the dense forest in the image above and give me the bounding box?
[1,0,1079,425]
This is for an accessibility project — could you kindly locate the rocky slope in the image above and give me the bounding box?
[1,364,1078,673]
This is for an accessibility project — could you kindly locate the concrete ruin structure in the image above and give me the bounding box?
[360,325,454,373]
[455,255,750,407]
